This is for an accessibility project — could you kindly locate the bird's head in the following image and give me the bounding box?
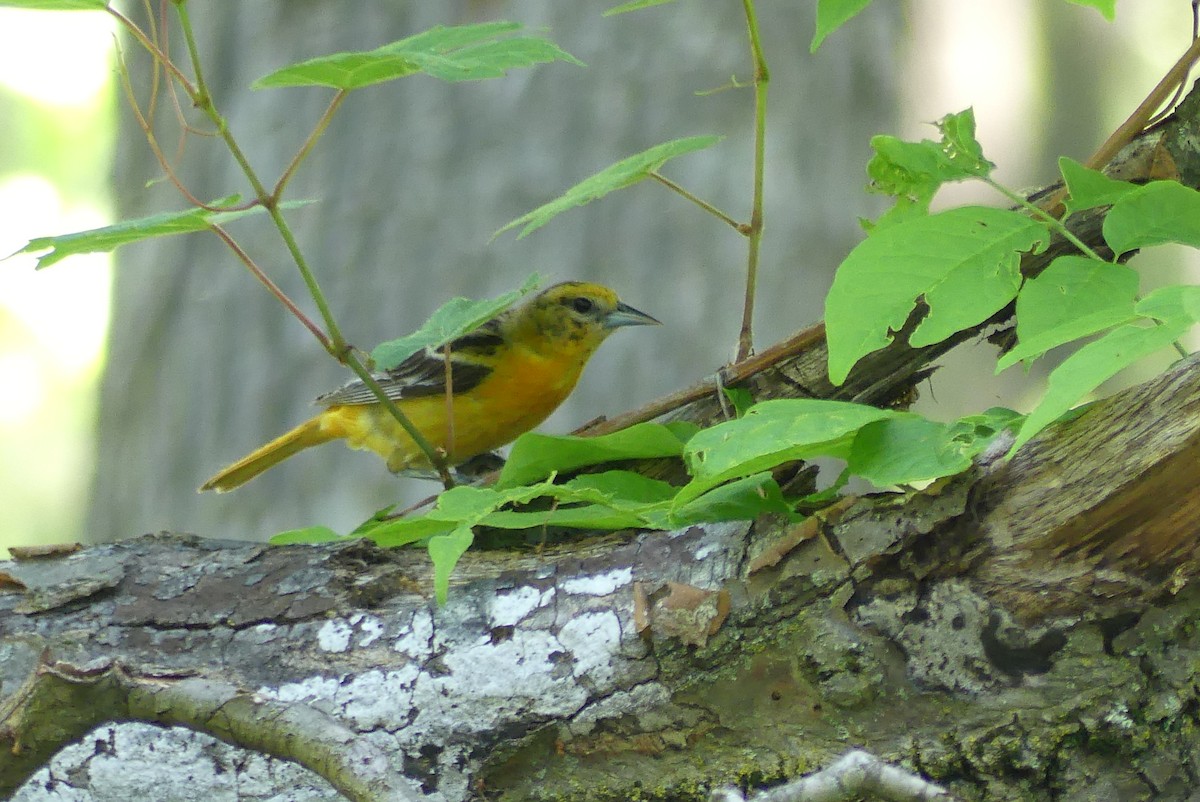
[508,281,660,356]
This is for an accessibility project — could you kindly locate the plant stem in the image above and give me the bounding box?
[106,6,196,96]
[985,178,1104,261]
[648,171,741,231]
[737,0,769,362]
[209,224,331,349]
[274,91,348,200]
[1085,34,1200,171]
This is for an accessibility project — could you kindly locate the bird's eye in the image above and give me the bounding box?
[571,297,595,314]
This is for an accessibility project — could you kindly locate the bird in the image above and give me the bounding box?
[199,281,660,492]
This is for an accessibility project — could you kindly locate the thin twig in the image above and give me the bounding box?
[106,6,197,95]
[273,91,348,200]
[208,224,331,350]
[1084,34,1200,172]
[649,171,743,231]
[736,0,769,362]
[115,43,254,212]
[443,346,456,468]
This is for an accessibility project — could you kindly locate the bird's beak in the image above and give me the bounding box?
[604,301,661,329]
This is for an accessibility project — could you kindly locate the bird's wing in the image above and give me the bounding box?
[315,324,503,407]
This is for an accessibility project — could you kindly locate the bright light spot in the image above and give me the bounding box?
[0,175,111,374]
[0,8,115,107]
[0,352,44,426]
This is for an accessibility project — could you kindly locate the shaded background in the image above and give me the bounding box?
[1,1,1193,549]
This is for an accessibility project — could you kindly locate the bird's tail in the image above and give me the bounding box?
[199,416,333,493]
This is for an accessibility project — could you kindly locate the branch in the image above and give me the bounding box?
[0,655,418,802]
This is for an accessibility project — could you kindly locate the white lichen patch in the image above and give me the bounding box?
[560,568,632,597]
[335,666,421,729]
[356,614,384,647]
[557,610,623,687]
[488,584,554,628]
[394,608,434,658]
[317,617,354,653]
[261,674,341,704]
[405,629,591,740]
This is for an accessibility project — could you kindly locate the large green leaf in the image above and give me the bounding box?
[497,421,698,488]
[495,137,722,239]
[254,22,582,90]
[1058,157,1139,216]
[13,198,313,269]
[678,399,897,506]
[672,472,792,525]
[826,206,1049,384]
[997,256,1139,370]
[1103,181,1200,256]
[846,417,976,487]
[1011,311,1194,453]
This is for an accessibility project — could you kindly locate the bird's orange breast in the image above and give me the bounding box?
[316,343,589,472]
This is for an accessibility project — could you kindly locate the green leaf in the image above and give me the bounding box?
[936,109,991,175]
[1134,284,1200,326]
[371,274,540,369]
[673,472,791,525]
[497,421,699,488]
[956,407,1024,438]
[723,386,755,417]
[679,399,898,506]
[1058,157,1139,216]
[826,206,1049,384]
[483,504,647,531]
[846,416,975,487]
[254,22,582,90]
[12,198,314,269]
[1103,180,1200,256]
[360,517,457,549]
[481,472,678,531]
[269,526,346,545]
[997,256,1139,370]
[1011,318,1192,453]
[0,0,107,7]
[561,471,678,506]
[867,109,993,217]
[1064,0,1115,21]
[428,525,475,605]
[495,136,722,239]
[811,0,873,52]
[603,0,675,15]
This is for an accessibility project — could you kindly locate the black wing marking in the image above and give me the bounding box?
[315,320,504,407]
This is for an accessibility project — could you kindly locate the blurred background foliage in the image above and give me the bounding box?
[1,1,1195,553]
[0,8,113,554]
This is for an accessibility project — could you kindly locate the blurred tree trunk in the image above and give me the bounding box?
[86,2,900,544]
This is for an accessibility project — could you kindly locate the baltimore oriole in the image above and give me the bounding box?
[199,281,659,492]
